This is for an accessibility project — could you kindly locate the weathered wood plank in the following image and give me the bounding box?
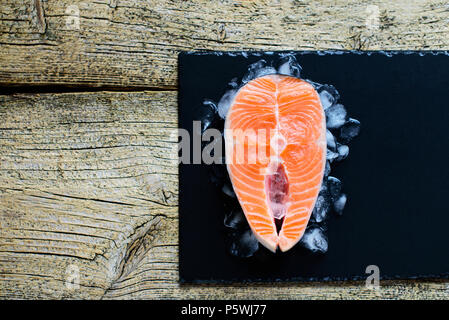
[1,91,448,299]
[0,91,178,299]
[1,0,448,88]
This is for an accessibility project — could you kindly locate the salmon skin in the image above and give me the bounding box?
[224,74,326,252]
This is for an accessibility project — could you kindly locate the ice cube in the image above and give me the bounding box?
[277,55,302,78]
[242,60,267,83]
[242,60,276,84]
[324,161,331,176]
[222,182,236,198]
[326,129,337,151]
[312,182,331,223]
[318,84,340,103]
[327,176,342,202]
[300,227,328,253]
[198,100,218,132]
[312,194,330,223]
[228,229,259,258]
[228,77,239,88]
[218,89,238,119]
[319,179,329,193]
[339,118,361,143]
[336,143,349,161]
[224,209,246,229]
[326,103,347,129]
[253,66,277,79]
[326,149,339,162]
[278,60,292,76]
[203,99,217,109]
[319,90,335,110]
[333,194,347,215]
[306,80,323,90]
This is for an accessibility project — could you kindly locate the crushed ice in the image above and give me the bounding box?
[340,118,361,143]
[217,89,238,119]
[228,229,259,258]
[224,209,246,229]
[326,104,347,129]
[278,55,302,78]
[333,194,347,215]
[214,56,303,120]
[199,53,361,257]
[299,226,328,253]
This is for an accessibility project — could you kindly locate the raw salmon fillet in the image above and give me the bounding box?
[224,74,326,252]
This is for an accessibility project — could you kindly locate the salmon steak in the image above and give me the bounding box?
[224,74,326,252]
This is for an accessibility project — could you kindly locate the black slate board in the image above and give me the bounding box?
[178,51,449,283]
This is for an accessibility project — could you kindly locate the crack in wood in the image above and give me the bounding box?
[0,85,177,95]
[103,215,165,298]
[33,0,47,34]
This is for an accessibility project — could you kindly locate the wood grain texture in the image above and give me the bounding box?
[0,91,178,299]
[1,91,448,299]
[1,0,449,88]
[1,0,449,300]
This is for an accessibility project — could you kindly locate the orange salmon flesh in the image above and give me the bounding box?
[224,74,326,252]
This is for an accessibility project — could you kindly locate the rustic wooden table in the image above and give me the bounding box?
[1,0,448,299]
